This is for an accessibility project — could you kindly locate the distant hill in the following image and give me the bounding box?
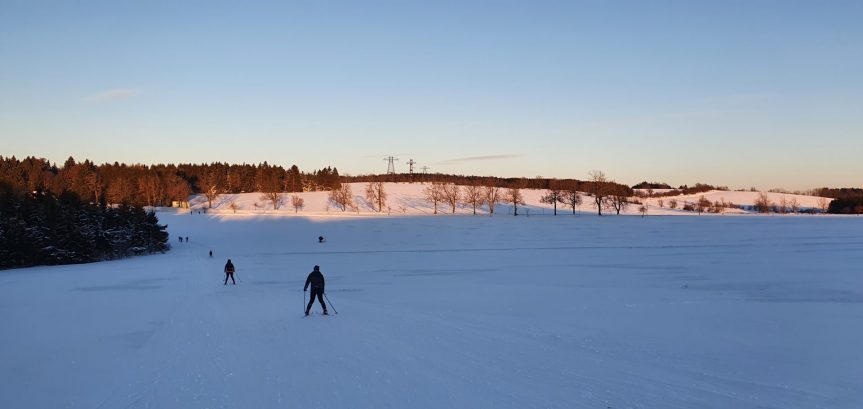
[183,182,834,217]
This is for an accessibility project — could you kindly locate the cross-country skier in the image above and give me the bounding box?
[209,250,213,258]
[224,259,236,285]
[304,265,327,316]
[318,236,325,243]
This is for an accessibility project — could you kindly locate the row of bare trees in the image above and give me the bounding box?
[322,170,634,216]
[754,193,825,214]
[421,181,521,215]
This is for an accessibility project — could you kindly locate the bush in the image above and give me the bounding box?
[828,198,863,214]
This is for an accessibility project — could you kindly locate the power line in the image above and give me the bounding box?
[383,156,399,174]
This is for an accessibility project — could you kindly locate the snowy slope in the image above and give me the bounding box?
[1,213,862,408]
[188,182,832,217]
[640,190,826,214]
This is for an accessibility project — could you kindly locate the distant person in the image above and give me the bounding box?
[304,265,327,316]
[178,237,182,244]
[209,250,213,258]
[186,236,189,243]
[318,236,325,243]
[224,259,236,285]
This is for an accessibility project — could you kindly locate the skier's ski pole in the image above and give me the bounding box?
[303,290,307,314]
[323,292,338,315]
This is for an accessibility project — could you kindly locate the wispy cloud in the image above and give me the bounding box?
[84,88,139,103]
[434,154,522,166]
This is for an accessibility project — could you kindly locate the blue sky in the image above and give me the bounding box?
[1,0,861,189]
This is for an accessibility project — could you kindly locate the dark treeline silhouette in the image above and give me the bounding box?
[827,198,863,215]
[814,187,863,200]
[811,188,863,214]
[632,181,673,190]
[0,181,169,269]
[0,156,341,208]
[634,183,727,197]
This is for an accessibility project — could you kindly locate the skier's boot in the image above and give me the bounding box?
[304,309,309,317]
[323,310,329,316]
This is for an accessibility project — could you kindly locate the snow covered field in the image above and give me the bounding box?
[187,182,831,217]
[2,212,862,408]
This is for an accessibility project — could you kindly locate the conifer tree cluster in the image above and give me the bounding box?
[0,155,344,269]
[0,182,169,269]
[0,156,340,208]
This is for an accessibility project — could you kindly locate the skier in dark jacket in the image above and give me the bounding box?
[304,265,327,316]
[224,259,236,285]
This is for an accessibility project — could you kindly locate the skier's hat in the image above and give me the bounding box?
[314,265,320,271]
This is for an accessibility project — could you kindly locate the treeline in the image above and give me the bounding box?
[0,182,169,269]
[342,172,631,193]
[0,156,341,208]
[632,181,673,190]
[333,170,634,216]
[813,187,863,200]
[634,183,728,198]
[810,188,863,214]
[0,155,342,269]
[827,198,863,214]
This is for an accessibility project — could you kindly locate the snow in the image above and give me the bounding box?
[2,192,862,408]
[187,182,832,217]
[640,190,827,214]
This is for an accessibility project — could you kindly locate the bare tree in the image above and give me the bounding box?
[657,199,664,208]
[561,182,582,215]
[423,182,444,214]
[441,183,461,214]
[694,195,711,215]
[329,184,353,211]
[606,184,630,215]
[138,174,161,207]
[484,185,501,215]
[202,170,222,209]
[260,168,285,210]
[167,176,191,208]
[639,204,648,217]
[365,180,387,212]
[107,177,134,205]
[260,192,283,210]
[587,170,611,216]
[817,197,829,213]
[504,185,526,216]
[341,184,355,211]
[669,198,678,209]
[462,182,484,215]
[84,171,104,204]
[291,195,305,213]
[778,197,789,214]
[789,197,800,213]
[229,201,240,214]
[540,182,565,215]
[753,192,772,213]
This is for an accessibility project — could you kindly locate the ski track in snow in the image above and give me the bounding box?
[1,214,862,408]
